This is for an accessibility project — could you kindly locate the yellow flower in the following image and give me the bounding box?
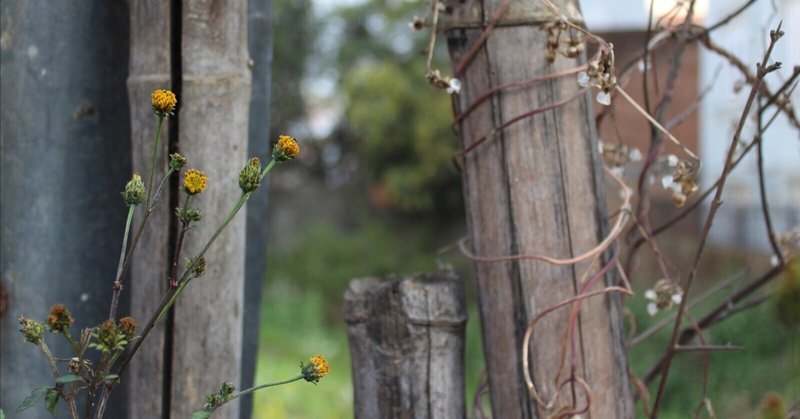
[183,169,208,195]
[301,354,330,383]
[151,89,177,116]
[272,135,300,161]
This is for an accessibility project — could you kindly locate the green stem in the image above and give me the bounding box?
[145,116,165,207]
[109,205,136,320]
[231,375,303,401]
[63,331,80,356]
[260,159,277,181]
[154,192,250,326]
[116,191,251,379]
[206,376,303,416]
[169,195,192,288]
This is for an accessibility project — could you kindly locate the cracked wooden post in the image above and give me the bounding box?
[344,269,467,418]
[445,1,633,417]
[127,1,172,417]
[171,0,252,417]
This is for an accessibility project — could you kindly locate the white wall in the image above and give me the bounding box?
[699,0,800,251]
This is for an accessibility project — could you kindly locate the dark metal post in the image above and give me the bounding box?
[0,1,131,417]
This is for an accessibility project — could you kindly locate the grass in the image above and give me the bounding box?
[253,219,799,418]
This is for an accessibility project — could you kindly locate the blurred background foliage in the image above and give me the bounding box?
[254,0,799,417]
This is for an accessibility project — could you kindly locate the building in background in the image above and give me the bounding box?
[584,0,799,252]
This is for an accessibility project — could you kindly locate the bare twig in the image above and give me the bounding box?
[649,24,784,418]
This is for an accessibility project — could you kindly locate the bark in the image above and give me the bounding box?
[126,1,172,417]
[344,270,467,419]
[170,0,252,417]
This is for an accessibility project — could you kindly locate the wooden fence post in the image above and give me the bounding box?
[445,1,633,417]
[171,0,252,417]
[128,0,252,417]
[344,269,467,418]
[127,1,172,417]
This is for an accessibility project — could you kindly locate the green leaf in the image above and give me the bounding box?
[104,374,120,382]
[16,386,49,413]
[44,388,59,415]
[55,374,82,384]
[192,411,212,419]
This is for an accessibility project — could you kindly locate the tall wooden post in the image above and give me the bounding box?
[445,1,633,417]
[127,1,172,417]
[127,0,252,417]
[171,0,252,417]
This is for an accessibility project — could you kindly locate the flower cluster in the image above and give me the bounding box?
[273,135,301,162]
[183,169,209,195]
[151,89,177,117]
[47,304,74,333]
[238,157,262,193]
[644,279,684,316]
[122,173,146,206]
[301,354,330,384]
[201,381,236,413]
[660,157,700,207]
[577,49,616,106]
[540,20,585,63]
[90,319,129,353]
[408,15,425,31]
[169,153,187,171]
[598,141,642,177]
[19,316,45,344]
[119,316,138,340]
[425,69,461,95]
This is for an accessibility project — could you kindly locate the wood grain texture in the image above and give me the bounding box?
[445,1,633,417]
[171,0,252,417]
[344,270,467,419]
[126,1,172,417]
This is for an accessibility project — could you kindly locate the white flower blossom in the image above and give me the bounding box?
[671,293,683,305]
[629,148,642,162]
[647,302,659,316]
[771,255,780,266]
[577,71,591,87]
[610,166,625,178]
[644,289,657,300]
[667,154,679,167]
[446,78,461,95]
[661,175,675,189]
[596,91,611,106]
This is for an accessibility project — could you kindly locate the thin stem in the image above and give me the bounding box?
[756,95,784,265]
[650,27,782,417]
[145,116,165,207]
[229,375,303,403]
[115,189,254,380]
[63,331,80,355]
[113,167,177,303]
[169,195,192,288]
[109,205,136,320]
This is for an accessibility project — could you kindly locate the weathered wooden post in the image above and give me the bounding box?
[127,0,252,417]
[445,1,633,417]
[126,2,172,417]
[344,270,467,418]
[171,0,252,417]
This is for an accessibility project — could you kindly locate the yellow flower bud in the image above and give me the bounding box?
[272,135,300,162]
[151,89,177,117]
